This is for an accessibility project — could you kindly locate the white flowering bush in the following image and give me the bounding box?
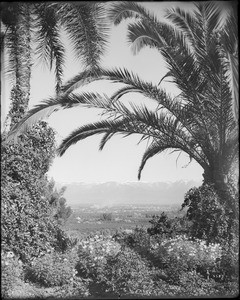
[75,233,122,296]
[164,236,221,265]
[1,251,23,297]
[152,235,222,280]
[78,233,121,260]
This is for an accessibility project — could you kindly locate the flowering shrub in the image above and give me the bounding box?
[78,233,121,260]
[75,233,122,296]
[1,251,23,298]
[152,235,222,280]
[24,250,78,287]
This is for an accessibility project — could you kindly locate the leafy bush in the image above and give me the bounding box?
[147,212,191,239]
[181,184,229,244]
[1,122,71,262]
[115,226,151,255]
[1,251,23,298]
[147,212,172,237]
[105,247,155,296]
[24,250,78,287]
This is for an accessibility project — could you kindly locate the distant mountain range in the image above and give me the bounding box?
[56,180,202,208]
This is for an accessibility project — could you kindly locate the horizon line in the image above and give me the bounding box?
[53,179,203,185]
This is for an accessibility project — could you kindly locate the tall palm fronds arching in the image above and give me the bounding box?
[1,1,109,129]
[7,2,238,204]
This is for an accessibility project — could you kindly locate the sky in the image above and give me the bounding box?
[1,1,203,184]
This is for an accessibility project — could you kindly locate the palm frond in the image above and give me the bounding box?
[111,86,141,103]
[127,21,164,55]
[227,52,239,123]
[191,2,226,70]
[164,6,197,49]
[5,91,114,142]
[61,66,159,99]
[158,72,172,86]
[61,68,103,94]
[99,132,115,150]
[6,98,64,142]
[221,4,238,124]
[138,140,177,180]
[34,3,65,94]
[125,16,201,97]
[59,2,109,69]
[108,1,154,25]
[57,119,127,156]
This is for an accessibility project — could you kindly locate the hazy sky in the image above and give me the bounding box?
[2,1,203,184]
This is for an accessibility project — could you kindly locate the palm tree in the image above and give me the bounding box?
[7,2,238,211]
[1,1,108,130]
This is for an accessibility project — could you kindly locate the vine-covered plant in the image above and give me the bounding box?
[1,121,69,262]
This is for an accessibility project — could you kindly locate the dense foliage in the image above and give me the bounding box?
[147,212,190,238]
[181,184,238,244]
[1,121,71,262]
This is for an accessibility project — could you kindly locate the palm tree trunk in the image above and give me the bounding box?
[8,3,31,129]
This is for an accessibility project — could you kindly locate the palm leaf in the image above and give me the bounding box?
[59,2,109,69]
[6,98,65,142]
[5,92,114,142]
[127,21,164,55]
[108,1,155,25]
[61,68,104,94]
[165,6,197,50]
[57,119,127,156]
[99,131,115,150]
[138,141,177,180]
[34,3,65,94]
[228,52,239,123]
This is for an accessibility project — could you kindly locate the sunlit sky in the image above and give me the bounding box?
[2,1,204,184]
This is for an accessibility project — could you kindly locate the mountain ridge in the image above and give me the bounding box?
[56,180,202,207]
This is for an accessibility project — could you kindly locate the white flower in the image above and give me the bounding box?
[7,251,14,258]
